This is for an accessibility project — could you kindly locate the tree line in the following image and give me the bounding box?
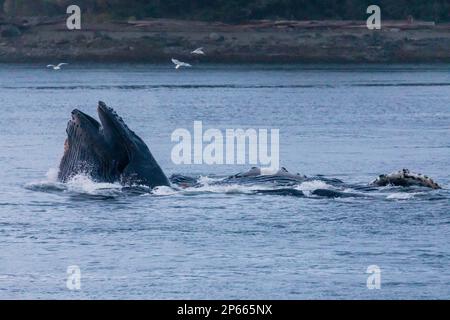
[1,0,449,23]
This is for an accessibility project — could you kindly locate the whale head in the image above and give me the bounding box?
[58,109,116,182]
[97,101,169,188]
[58,102,169,188]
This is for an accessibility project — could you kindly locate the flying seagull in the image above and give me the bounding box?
[191,47,205,55]
[171,58,192,69]
[47,63,68,70]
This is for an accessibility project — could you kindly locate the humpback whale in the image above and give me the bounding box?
[58,101,169,188]
[58,102,441,192]
[370,169,441,189]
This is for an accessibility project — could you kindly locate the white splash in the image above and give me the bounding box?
[24,168,66,191]
[152,185,178,196]
[296,180,332,192]
[46,167,59,182]
[197,175,223,185]
[185,183,255,195]
[386,193,416,200]
[66,173,121,194]
[260,167,279,175]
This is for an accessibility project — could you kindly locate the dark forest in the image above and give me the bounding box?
[1,0,449,22]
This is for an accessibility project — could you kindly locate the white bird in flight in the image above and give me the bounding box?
[171,58,192,69]
[47,63,68,70]
[191,47,205,55]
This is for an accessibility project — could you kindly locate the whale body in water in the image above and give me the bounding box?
[57,102,442,191]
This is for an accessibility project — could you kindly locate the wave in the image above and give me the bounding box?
[25,168,446,201]
[4,83,450,91]
[65,174,123,195]
[1,84,333,90]
[25,169,123,198]
[354,83,450,87]
[386,192,417,200]
[295,180,332,194]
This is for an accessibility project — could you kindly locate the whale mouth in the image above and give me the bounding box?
[66,109,102,142]
[70,109,101,129]
[59,102,170,188]
[96,101,133,174]
[59,108,115,182]
[63,102,133,179]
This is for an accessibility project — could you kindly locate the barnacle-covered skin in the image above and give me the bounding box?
[371,169,441,189]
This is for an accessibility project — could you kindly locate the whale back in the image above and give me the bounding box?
[371,169,441,189]
[224,167,307,185]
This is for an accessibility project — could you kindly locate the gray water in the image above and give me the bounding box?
[0,63,449,299]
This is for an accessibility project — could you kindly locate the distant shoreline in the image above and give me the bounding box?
[1,18,449,63]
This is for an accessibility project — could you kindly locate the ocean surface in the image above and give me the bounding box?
[0,63,449,299]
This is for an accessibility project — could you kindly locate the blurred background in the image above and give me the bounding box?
[0,0,449,22]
